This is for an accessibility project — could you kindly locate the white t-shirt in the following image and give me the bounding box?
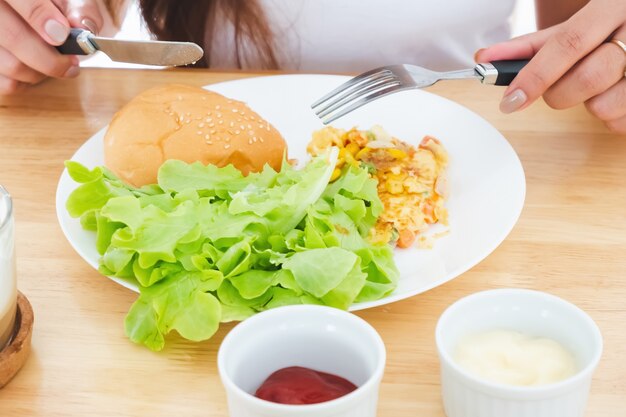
[210,0,516,72]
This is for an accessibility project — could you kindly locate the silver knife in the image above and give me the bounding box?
[56,28,204,67]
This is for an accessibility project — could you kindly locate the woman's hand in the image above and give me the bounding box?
[476,0,626,133]
[0,0,104,95]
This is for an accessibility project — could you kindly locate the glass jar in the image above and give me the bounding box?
[0,186,17,350]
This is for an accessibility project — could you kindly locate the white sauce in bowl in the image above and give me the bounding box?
[454,330,577,386]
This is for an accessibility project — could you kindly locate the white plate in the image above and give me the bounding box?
[56,74,525,311]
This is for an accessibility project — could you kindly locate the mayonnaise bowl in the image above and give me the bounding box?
[217,305,386,417]
[435,288,603,417]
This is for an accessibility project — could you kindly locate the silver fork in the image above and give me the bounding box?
[312,60,528,124]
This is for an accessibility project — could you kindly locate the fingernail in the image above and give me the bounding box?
[44,19,69,44]
[64,66,80,78]
[81,18,98,34]
[474,48,486,62]
[499,89,527,114]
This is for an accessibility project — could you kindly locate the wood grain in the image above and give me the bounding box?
[0,68,624,417]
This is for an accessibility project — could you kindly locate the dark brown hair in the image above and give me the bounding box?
[107,0,278,69]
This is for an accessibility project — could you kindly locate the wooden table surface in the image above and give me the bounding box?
[0,68,624,417]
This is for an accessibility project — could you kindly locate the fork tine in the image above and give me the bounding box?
[314,74,400,119]
[311,66,395,109]
[321,83,409,125]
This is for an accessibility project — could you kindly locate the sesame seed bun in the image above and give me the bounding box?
[103,84,287,187]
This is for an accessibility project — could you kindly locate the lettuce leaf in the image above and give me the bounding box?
[125,269,222,351]
[65,152,398,351]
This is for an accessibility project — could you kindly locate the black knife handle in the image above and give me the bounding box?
[491,60,530,86]
[56,28,91,55]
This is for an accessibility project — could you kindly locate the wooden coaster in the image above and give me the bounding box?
[0,292,33,388]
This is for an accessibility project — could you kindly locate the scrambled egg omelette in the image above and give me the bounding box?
[307,126,449,248]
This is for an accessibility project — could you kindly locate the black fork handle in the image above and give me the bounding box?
[490,60,530,86]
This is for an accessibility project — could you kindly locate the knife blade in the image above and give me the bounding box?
[56,28,204,67]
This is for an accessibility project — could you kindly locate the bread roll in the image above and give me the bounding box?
[103,84,287,187]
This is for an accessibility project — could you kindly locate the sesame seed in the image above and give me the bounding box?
[252,137,258,143]
[227,100,233,104]
[205,134,210,140]
[185,120,191,124]
[197,131,202,135]
[218,120,223,125]
[251,116,256,121]
[215,105,221,110]
[240,125,245,130]
[248,139,253,145]
[206,141,212,145]
[209,123,215,127]
[205,117,212,122]
[247,124,252,129]
[235,130,241,134]
[216,113,222,118]
[210,130,216,134]
[199,123,205,128]
[229,122,235,127]
[259,137,264,143]
[224,144,231,149]
[232,109,238,113]
[248,130,254,136]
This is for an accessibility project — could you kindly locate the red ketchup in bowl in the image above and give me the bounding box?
[255,366,358,405]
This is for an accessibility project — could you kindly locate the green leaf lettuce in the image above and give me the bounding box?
[65,152,398,351]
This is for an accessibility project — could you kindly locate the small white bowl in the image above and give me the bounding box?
[217,305,386,417]
[436,289,603,417]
